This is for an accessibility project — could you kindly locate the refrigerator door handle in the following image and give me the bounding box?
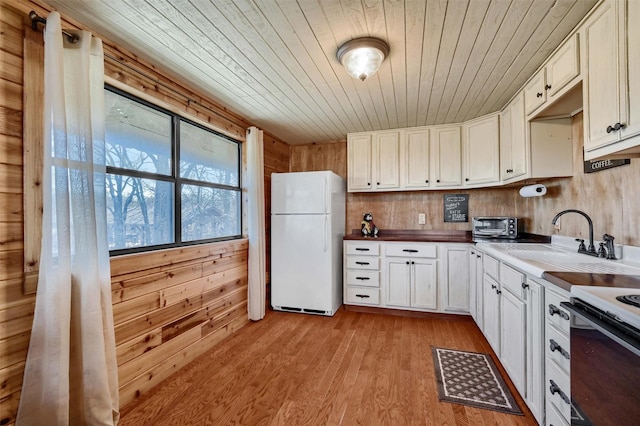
[324,214,328,252]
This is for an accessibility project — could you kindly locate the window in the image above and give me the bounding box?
[104,86,241,254]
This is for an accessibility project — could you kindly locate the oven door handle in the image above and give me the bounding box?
[561,300,640,357]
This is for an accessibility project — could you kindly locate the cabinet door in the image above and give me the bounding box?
[583,0,622,150]
[375,131,400,190]
[523,69,546,115]
[500,93,527,182]
[386,259,411,307]
[468,249,477,322]
[475,252,484,331]
[500,289,526,396]
[483,274,500,356]
[403,129,431,189]
[442,245,469,312]
[463,114,500,186]
[411,260,438,309]
[347,134,373,191]
[622,0,640,140]
[547,34,580,98]
[526,279,545,424]
[431,126,462,187]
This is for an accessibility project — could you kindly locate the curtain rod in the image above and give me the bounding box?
[27,10,248,137]
[29,10,79,44]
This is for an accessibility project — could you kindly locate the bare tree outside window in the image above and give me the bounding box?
[104,87,241,254]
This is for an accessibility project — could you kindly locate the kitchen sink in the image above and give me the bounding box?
[478,243,640,276]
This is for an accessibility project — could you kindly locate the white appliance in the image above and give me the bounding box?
[271,171,345,316]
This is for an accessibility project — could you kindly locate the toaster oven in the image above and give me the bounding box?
[472,217,522,239]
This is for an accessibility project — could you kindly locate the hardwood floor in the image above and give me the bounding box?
[119,309,537,425]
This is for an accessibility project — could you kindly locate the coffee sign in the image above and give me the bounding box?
[583,158,630,173]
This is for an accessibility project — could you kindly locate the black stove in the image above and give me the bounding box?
[616,294,640,308]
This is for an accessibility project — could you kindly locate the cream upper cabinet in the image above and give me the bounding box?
[374,131,401,190]
[463,113,500,187]
[431,125,462,187]
[347,133,372,191]
[524,34,580,118]
[524,69,547,116]
[583,0,640,158]
[402,128,431,189]
[347,130,400,192]
[500,92,527,182]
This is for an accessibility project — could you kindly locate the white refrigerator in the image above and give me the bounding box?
[270,171,346,316]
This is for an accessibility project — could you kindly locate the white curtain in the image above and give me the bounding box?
[246,126,266,321]
[17,12,119,425]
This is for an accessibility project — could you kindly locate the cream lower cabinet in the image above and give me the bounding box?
[475,248,545,424]
[384,243,438,310]
[440,244,469,312]
[343,241,381,306]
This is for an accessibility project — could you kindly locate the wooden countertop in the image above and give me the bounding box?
[343,229,550,244]
[542,271,640,292]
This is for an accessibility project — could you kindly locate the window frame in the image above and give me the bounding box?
[105,85,242,256]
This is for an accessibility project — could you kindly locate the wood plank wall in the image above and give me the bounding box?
[111,240,249,406]
[0,0,290,423]
[289,141,519,233]
[521,112,640,246]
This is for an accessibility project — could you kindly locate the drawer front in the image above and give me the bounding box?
[546,358,571,422]
[546,288,571,334]
[499,263,525,298]
[546,399,570,426]
[346,270,379,287]
[483,254,500,280]
[546,324,571,374]
[345,242,380,256]
[346,256,379,270]
[345,287,380,305]
[384,243,437,258]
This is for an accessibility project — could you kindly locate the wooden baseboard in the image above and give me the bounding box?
[342,304,473,321]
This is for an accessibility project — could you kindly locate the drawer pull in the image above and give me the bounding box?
[521,282,529,289]
[355,294,370,299]
[549,339,570,360]
[355,248,370,252]
[355,261,370,266]
[549,379,570,405]
[402,249,419,253]
[549,304,570,320]
[355,277,370,281]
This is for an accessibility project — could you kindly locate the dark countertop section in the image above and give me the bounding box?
[543,271,640,292]
[344,229,550,244]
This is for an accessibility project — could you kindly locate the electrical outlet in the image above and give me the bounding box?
[418,213,426,225]
[554,218,561,231]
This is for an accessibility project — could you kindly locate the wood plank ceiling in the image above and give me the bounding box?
[45,0,598,145]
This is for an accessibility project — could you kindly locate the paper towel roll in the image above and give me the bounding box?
[519,184,547,197]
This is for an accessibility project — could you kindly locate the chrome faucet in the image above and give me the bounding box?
[551,209,597,256]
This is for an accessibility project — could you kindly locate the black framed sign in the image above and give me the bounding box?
[444,194,469,223]
[583,158,630,173]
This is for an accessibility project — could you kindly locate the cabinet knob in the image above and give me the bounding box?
[536,92,543,98]
[436,179,440,183]
[425,179,429,183]
[549,380,571,405]
[491,284,496,289]
[376,182,380,185]
[465,178,469,182]
[496,289,501,295]
[606,123,626,133]
[506,168,513,173]
[411,261,415,265]
[545,84,552,90]
[406,261,410,265]
[521,282,529,289]
[367,182,371,186]
[477,254,481,258]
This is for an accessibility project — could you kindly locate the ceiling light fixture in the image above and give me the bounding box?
[337,37,390,82]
